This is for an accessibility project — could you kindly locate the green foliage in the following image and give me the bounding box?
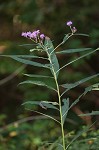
[1,25,98,150]
[22,101,59,110]
[0,1,99,149]
[61,73,99,96]
[62,98,69,125]
[40,128,99,150]
[19,80,57,92]
[0,119,58,150]
[3,55,50,68]
[56,48,92,54]
[0,115,98,150]
[79,111,99,116]
[44,38,59,78]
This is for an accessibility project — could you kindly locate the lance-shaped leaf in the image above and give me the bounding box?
[62,84,98,119]
[65,83,97,114]
[56,48,99,75]
[91,82,99,90]
[19,80,57,92]
[79,111,99,117]
[44,38,59,78]
[61,73,99,97]
[62,33,89,45]
[23,107,60,124]
[74,33,89,37]
[56,48,92,54]
[62,98,69,125]
[1,55,50,68]
[19,43,37,47]
[62,34,70,44]
[41,101,59,110]
[1,55,48,60]
[23,73,54,79]
[22,101,59,110]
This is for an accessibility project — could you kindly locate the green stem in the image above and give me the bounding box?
[55,76,66,150]
[47,52,66,150]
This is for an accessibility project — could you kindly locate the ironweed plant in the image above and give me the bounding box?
[1,21,99,150]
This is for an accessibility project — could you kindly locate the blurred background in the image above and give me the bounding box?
[0,0,99,149]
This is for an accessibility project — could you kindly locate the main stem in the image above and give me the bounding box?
[47,52,66,150]
[54,75,66,150]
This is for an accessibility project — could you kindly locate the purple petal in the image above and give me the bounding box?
[66,21,72,26]
[40,34,45,39]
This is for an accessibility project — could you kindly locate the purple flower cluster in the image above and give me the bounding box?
[66,21,72,26]
[66,21,77,33]
[21,30,45,41]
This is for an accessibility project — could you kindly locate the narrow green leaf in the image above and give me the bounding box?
[62,34,70,44]
[92,83,99,90]
[62,33,89,45]
[62,98,69,125]
[62,84,97,117]
[79,111,99,116]
[25,108,60,124]
[92,88,99,90]
[74,33,89,37]
[5,56,50,68]
[69,84,94,109]
[44,38,59,78]
[22,101,59,110]
[56,48,92,54]
[23,73,54,79]
[61,73,99,97]
[92,83,99,88]
[62,73,99,89]
[19,44,37,46]
[1,54,48,60]
[22,101,40,106]
[41,101,59,110]
[19,80,57,92]
[56,48,98,74]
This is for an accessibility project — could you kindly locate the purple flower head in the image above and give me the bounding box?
[31,31,37,39]
[21,32,28,38]
[66,21,72,26]
[30,30,40,39]
[36,30,40,35]
[40,34,45,39]
[21,30,45,42]
[21,31,33,38]
[27,31,32,38]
